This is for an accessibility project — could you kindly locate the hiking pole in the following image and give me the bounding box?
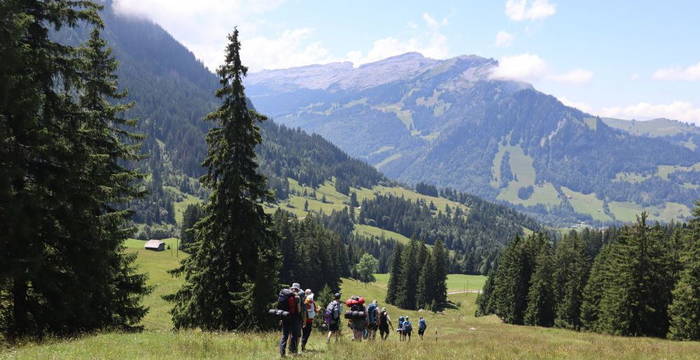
[435,328,437,343]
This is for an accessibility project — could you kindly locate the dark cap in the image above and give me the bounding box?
[334,292,341,299]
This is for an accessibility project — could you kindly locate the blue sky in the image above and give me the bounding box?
[113,0,700,123]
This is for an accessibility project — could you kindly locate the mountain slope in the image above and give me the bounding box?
[52,3,540,268]
[246,53,700,225]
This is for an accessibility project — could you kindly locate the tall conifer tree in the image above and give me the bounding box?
[432,239,449,307]
[1,1,149,338]
[668,205,700,340]
[524,242,555,327]
[416,252,436,309]
[580,244,614,331]
[398,239,420,309]
[385,244,404,304]
[595,214,673,337]
[165,28,279,331]
[552,232,589,329]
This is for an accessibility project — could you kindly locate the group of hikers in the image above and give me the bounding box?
[275,282,428,357]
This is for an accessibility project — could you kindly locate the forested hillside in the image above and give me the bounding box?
[246,53,700,227]
[51,2,540,274]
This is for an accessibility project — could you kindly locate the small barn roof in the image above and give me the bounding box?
[144,239,164,249]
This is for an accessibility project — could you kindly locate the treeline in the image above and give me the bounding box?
[257,120,385,199]
[1,2,150,338]
[320,208,397,273]
[272,211,350,292]
[182,204,394,281]
[359,194,535,274]
[385,240,449,311]
[477,211,700,340]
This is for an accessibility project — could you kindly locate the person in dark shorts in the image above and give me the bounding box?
[279,282,303,357]
[325,293,342,343]
[366,300,379,340]
[403,316,413,341]
[378,307,393,340]
[346,296,367,341]
[418,316,427,340]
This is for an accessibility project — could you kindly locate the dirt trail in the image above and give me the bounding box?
[447,290,482,295]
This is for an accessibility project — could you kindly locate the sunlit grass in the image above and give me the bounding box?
[4,240,700,359]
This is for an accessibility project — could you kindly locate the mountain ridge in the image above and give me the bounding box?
[51,4,542,268]
[246,52,700,226]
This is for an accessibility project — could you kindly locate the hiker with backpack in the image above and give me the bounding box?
[278,282,304,357]
[418,317,427,340]
[403,316,413,341]
[397,316,405,341]
[324,292,343,343]
[366,300,380,340]
[378,307,393,340]
[345,295,368,341]
[301,289,320,352]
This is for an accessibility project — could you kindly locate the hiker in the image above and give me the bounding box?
[418,317,427,340]
[397,316,405,341]
[301,289,319,352]
[279,282,304,357]
[345,295,368,341]
[325,292,343,343]
[403,316,413,341]
[378,307,393,340]
[366,300,380,340]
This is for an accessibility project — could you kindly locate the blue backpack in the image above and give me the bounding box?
[404,320,412,332]
[367,303,378,324]
[419,318,427,330]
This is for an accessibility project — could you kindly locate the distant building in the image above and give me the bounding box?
[144,239,166,251]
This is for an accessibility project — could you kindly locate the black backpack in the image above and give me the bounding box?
[379,311,387,324]
[278,289,294,312]
[350,303,364,312]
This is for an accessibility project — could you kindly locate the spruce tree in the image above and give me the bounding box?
[476,269,497,316]
[416,252,436,310]
[667,242,700,340]
[552,232,589,329]
[432,239,449,307]
[668,205,700,340]
[75,28,151,332]
[580,244,614,331]
[180,204,204,248]
[398,239,420,309]
[1,1,150,338]
[524,242,555,327]
[165,28,280,331]
[595,214,674,337]
[385,244,404,304]
[492,234,538,325]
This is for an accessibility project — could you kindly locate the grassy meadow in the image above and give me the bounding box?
[3,241,700,359]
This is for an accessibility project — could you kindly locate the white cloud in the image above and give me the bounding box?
[600,101,700,124]
[630,73,640,80]
[505,0,556,21]
[489,53,548,81]
[346,13,450,66]
[243,29,337,71]
[550,69,593,84]
[112,2,451,71]
[494,31,514,48]
[652,61,700,81]
[113,0,335,71]
[558,97,594,113]
[422,13,448,28]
